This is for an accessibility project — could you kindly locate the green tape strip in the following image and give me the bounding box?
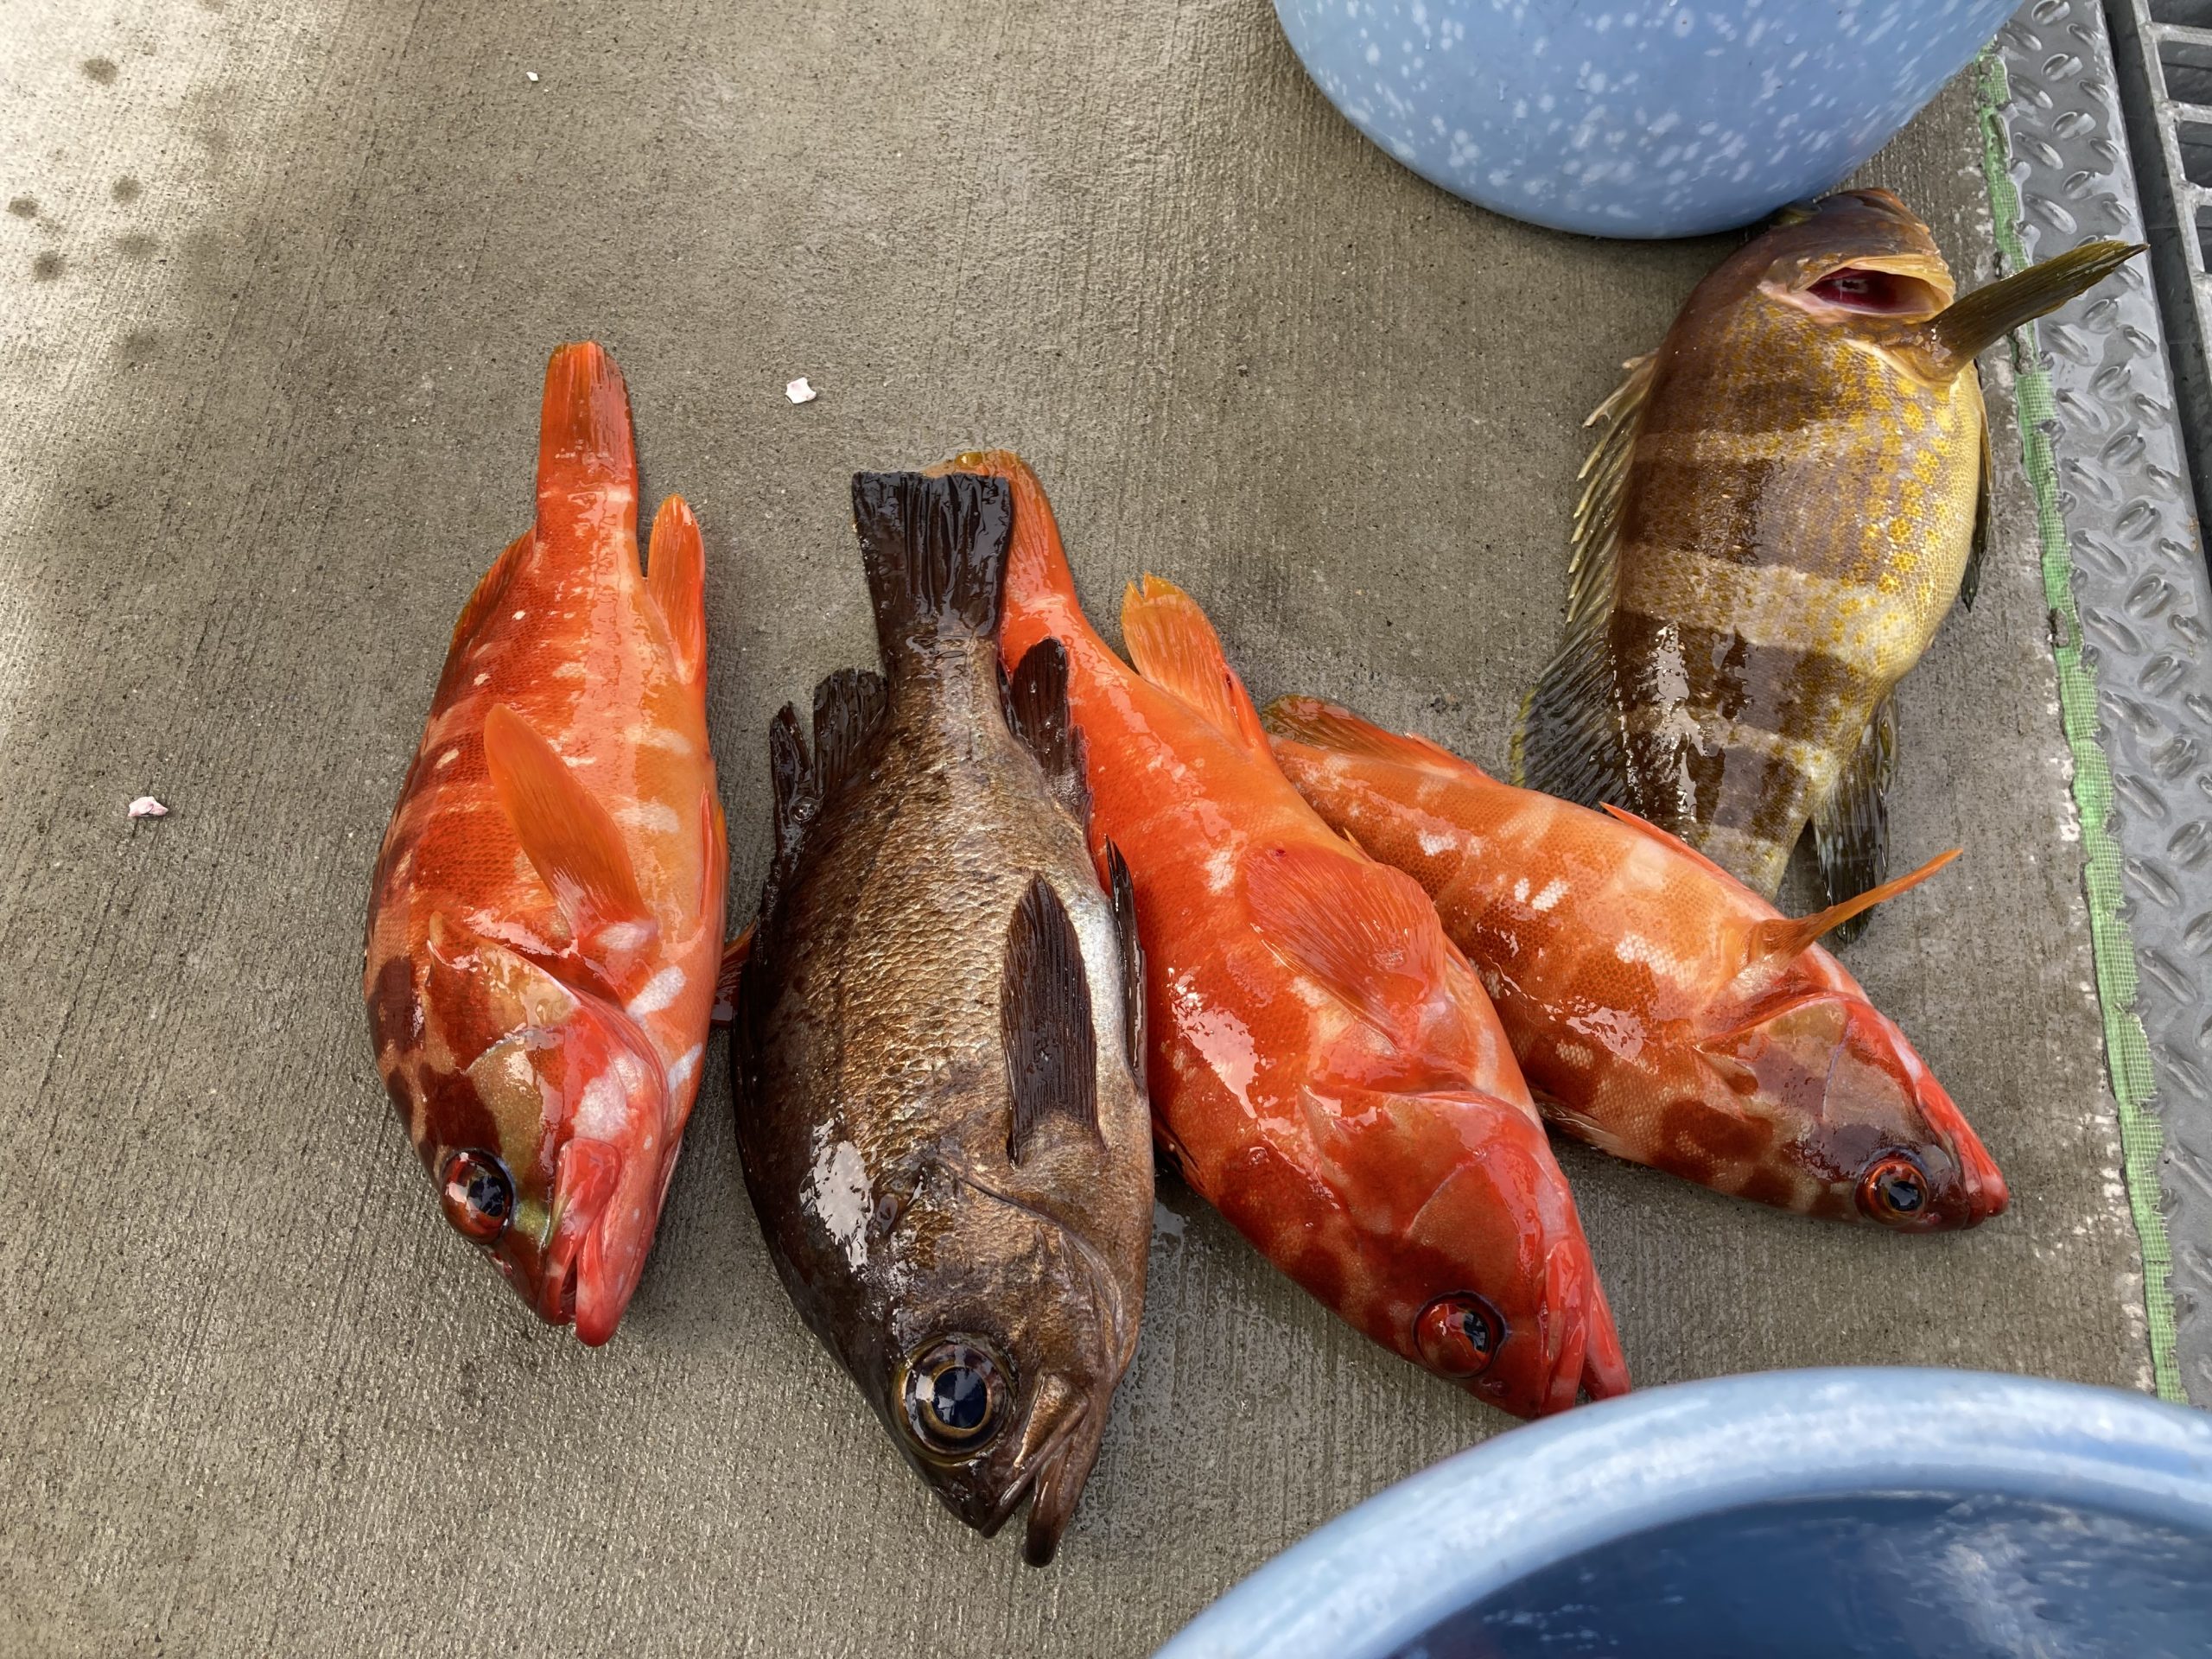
[1974,54,2183,1402]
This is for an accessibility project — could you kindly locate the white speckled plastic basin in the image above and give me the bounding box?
[1274,0,2018,238]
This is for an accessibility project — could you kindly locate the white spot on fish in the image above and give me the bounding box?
[1174,983,1256,1105]
[575,1070,626,1138]
[618,801,682,835]
[436,747,461,768]
[664,1045,701,1098]
[1613,933,1668,969]
[805,1135,872,1271]
[512,609,527,621]
[598,920,653,955]
[628,965,687,1017]
[1417,828,1453,856]
[1529,878,1569,912]
[1205,843,1237,893]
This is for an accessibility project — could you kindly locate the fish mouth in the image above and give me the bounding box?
[1535,1237,1630,1417]
[983,1382,1103,1567]
[537,1135,625,1338]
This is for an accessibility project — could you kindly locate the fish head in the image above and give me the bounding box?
[864,1156,1135,1567]
[1698,992,2005,1230]
[1745,188,1957,329]
[1384,1095,1630,1418]
[403,942,674,1344]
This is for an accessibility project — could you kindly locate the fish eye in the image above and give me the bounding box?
[1414,1293,1505,1378]
[898,1338,1010,1459]
[1858,1154,1929,1225]
[439,1149,514,1243]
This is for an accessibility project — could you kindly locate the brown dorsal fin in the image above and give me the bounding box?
[645,495,707,685]
[1120,575,1272,760]
[1104,840,1145,1077]
[482,704,656,957]
[1243,842,1449,1052]
[1745,847,1961,971]
[1510,352,1653,804]
[1001,638,1090,823]
[1002,876,1100,1165]
[710,925,753,1026]
[1262,696,1467,775]
[764,668,887,905]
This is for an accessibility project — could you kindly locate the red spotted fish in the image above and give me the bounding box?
[936,450,1628,1419]
[364,343,731,1344]
[1514,190,2139,939]
[1271,696,2006,1230]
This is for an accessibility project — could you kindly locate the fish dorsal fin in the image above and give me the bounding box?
[1002,876,1101,1164]
[853,471,1011,658]
[645,495,707,685]
[482,704,656,958]
[1244,842,1449,1051]
[1510,353,1654,805]
[448,531,533,659]
[1744,847,1961,971]
[710,925,753,1026]
[1002,638,1090,823]
[811,666,889,805]
[1598,801,1746,886]
[1809,696,1897,946]
[1104,840,1145,1077]
[1262,696,1466,775]
[1120,574,1270,759]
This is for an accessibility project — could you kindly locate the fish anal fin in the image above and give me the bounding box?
[1745,847,1960,970]
[1003,639,1091,823]
[1105,840,1145,1078]
[1244,842,1450,1051]
[1262,696,1467,775]
[481,704,655,961]
[1120,575,1270,758]
[646,495,707,684]
[711,925,753,1026]
[448,532,534,660]
[1809,696,1897,946]
[1002,876,1101,1164]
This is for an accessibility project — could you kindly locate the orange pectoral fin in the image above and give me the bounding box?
[645,495,707,684]
[1744,847,1961,970]
[1244,841,1452,1053]
[1121,575,1273,760]
[482,704,657,962]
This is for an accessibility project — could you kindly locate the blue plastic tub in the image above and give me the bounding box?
[1272,0,2019,238]
[1157,1369,2212,1659]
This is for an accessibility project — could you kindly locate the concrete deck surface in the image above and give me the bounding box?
[0,1,2153,1655]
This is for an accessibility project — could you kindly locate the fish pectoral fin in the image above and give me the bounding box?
[1244,842,1451,1053]
[1510,353,1650,802]
[645,495,707,684]
[1002,638,1091,823]
[1963,404,1992,613]
[482,703,657,957]
[1808,696,1897,946]
[1261,696,1466,776]
[1921,239,2143,369]
[1744,846,1960,972]
[1001,876,1101,1165]
[1104,841,1145,1079]
[1119,575,1272,760]
[710,925,753,1026]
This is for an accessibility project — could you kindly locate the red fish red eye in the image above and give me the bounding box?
[1414,1293,1505,1377]
[439,1149,514,1243]
[1857,1154,1930,1226]
[899,1338,1011,1459]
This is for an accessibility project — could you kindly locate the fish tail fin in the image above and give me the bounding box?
[852,471,1011,660]
[929,450,1096,649]
[1925,240,2143,366]
[1119,575,1272,759]
[536,342,639,541]
[1262,696,1471,777]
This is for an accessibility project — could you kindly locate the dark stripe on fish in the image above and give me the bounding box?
[1607,609,1874,747]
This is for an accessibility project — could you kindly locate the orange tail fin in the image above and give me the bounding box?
[1745,847,1961,969]
[537,342,639,543]
[1120,575,1271,759]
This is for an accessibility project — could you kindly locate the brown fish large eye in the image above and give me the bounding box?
[899,1338,1009,1459]
[1858,1154,1929,1225]
[1414,1294,1504,1378]
[439,1149,513,1243]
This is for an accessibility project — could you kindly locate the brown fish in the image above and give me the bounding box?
[1514,189,2139,938]
[730,472,1153,1567]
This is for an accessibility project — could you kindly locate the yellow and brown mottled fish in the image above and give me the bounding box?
[1513,189,2139,938]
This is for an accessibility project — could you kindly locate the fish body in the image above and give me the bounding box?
[1272,696,2006,1230]
[364,343,728,1344]
[938,451,1627,1420]
[1515,190,2139,931]
[731,473,1153,1567]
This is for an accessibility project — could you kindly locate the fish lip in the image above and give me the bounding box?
[535,1135,622,1331]
[980,1393,1094,1560]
